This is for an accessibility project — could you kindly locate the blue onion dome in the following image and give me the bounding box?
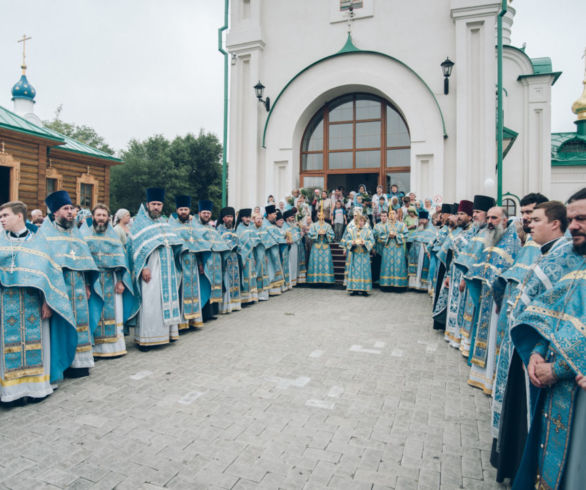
[11,74,36,101]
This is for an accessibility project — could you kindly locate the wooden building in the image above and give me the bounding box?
[0,104,121,213]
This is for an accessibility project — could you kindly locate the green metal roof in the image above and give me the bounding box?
[551,131,586,167]
[0,105,64,143]
[44,127,121,163]
[0,104,120,163]
[531,57,552,74]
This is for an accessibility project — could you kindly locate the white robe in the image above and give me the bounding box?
[135,250,179,346]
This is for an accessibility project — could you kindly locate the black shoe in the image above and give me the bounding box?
[350,291,358,296]
[64,367,90,378]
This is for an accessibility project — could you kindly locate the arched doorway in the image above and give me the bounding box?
[300,93,410,194]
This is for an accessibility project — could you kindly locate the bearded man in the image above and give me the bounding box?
[216,207,242,313]
[464,207,521,394]
[168,195,208,330]
[40,191,98,377]
[407,209,436,291]
[82,204,137,357]
[235,209,259,304]
[128,188,182,347]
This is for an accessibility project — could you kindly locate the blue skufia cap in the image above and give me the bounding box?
[146,187,165,203]
[418,209,429,220]
[198,199,213,212]
[45,190,73,214]
[175,195,191,209]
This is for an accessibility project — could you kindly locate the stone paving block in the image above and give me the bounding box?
[0,289,506,490]
[65,478,95,490]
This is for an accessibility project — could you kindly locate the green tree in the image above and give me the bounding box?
[44,105,116,155]
[110,131,223,217]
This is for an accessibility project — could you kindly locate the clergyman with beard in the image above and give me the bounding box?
[81,204,137,358]
[128,188,183,349]
[464,206,521,395]
[168,195,209,330]
[40,191,98,377]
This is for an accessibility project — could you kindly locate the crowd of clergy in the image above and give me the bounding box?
[424,188,586,490]
[0,182,585,490]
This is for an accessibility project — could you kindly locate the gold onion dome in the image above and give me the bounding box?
[572,63,586,121]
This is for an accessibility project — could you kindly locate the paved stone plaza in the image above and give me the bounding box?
[0,288,508,490]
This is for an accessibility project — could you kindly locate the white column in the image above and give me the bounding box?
[451,1,499,198]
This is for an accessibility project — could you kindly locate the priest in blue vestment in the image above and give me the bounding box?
[407,209,436,291]
[465,206,521,394]
[195,200,230,320]
[0,201,77,401]
[307,210,335,284]
[343,214,374,295]
[168,195,208,330]
[235,209,259,304]
[252,211,271,301]
[374,209,408,289]
[511,189,586,490]
[262,205,285,295]
[81,205,138,357]
[128,188,183,347]
[438,201,474,345]
[217,206,242,313]
[283,208,304,287]
[40,191,98,377]
[275,210,291,292]
[453,194,494,358]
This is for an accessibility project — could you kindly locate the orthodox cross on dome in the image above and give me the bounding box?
[582,47,586,77]
[17,34,32,74]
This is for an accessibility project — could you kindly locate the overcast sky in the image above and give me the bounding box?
[1,0,584,154]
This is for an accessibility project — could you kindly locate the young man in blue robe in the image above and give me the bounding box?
[168,195,208,330]
[489,192,549,482]
[40,191,98,377]
[128,188,183,348]
[307,210,335,285]
[81,204,137,357]
[217,206,242,313]
[235,209,259,304]
[511,188,586,490]
[0,201,77,402]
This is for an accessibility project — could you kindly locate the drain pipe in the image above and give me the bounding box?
[218,0,229,207]
[496,0,507,205]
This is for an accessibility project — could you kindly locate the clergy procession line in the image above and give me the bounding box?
[0,184,585,490]
[424,189,586,490]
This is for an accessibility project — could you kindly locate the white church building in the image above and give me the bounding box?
[226,0,584,210]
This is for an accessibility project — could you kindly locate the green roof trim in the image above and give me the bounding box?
[551,131,586,167]
[45,127,121,162]
[531,57,552,74]
[503,126,518,139]
[0,105,64,143]
[517,71,562,85]
[338,33,360,54]
[262,41,447,148]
